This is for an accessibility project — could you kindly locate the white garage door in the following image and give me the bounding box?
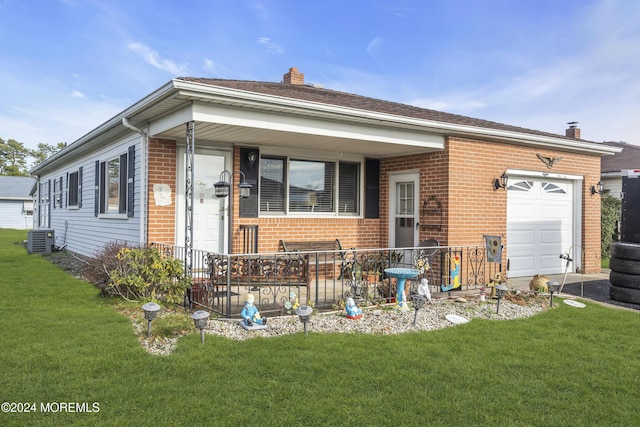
[507,178,573,278]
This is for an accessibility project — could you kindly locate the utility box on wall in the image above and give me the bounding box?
[27,229,55,254]
[621,170,640,243]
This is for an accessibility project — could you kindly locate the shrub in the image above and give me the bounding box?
[84,241,131,292]
[96,245,190,304]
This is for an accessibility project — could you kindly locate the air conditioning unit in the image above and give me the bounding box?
[27,229,55,254]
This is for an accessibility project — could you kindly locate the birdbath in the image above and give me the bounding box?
[384,268,420,311]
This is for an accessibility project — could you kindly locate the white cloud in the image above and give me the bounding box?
[366,36,384,64]
[399,0,640,142]
[70,90,85,98]
[251,0,270,22]
[127,42,188,75]
[0,95,124,149]
[257,37,283,54]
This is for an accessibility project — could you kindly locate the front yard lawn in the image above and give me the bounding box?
[1,229,639,426]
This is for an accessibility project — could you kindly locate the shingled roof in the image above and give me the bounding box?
[178,76,586,143]
[0,176,35,199]
[601,141,640,173]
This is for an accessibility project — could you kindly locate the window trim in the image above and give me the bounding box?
[258,154,362,217]
[67,169,82,209]
[96,146,135,218]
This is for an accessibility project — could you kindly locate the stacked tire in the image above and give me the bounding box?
[609,242,640,304]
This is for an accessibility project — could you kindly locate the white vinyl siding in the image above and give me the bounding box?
[37,133,141,257]
[0,200,33,229]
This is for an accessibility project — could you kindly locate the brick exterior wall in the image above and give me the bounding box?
[147,138,177,244]
[446,136,601,273]
[146,136,602,274]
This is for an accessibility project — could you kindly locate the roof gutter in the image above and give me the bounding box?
[31,77,622,177]
[122,117,147,137]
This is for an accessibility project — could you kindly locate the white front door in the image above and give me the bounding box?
[389,172,420,248]
[177,149,230,253]
[507,178,573,277]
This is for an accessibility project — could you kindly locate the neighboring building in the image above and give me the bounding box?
[600,141,640,198]
[0,176,36,229]
[29,68,619,277]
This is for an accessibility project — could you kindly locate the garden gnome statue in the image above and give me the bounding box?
[345,297,362,319]
[487,272,510,298]
[241,294,267,326]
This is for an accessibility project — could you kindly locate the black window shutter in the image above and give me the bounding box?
[99,161,106,214]
[365,158,380,219]
[47,179,51,225]
[94,161,100,216]
[119,153,128,214]
[239,148,259,218]
[127,145,135,217]
[78,166,83,208]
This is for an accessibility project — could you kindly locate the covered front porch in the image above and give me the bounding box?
[141,77,447,260]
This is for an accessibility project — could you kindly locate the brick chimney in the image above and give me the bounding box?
[283,67,304,85]
[566,121,581,139]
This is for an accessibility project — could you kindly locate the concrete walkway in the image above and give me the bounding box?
[507,270,640,311]
[507,271,610,293]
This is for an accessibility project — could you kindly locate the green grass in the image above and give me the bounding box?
[602,257,610,269]
[1,228,639,426]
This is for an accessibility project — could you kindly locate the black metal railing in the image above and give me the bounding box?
[150,243,503,319]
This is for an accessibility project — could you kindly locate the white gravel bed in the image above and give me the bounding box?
[137,296,548,355]
[206,297,546,341]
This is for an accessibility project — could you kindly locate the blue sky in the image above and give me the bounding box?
[1,0,639,150]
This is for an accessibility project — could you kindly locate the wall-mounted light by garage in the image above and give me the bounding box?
[493,172,508,191]
[590,181,604,195]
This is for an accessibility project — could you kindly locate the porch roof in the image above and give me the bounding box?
[31,75,620,175]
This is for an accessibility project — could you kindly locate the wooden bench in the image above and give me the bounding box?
[279,239,348,279]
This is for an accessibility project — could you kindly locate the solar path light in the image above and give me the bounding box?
[495,284,508,314]
[295,305,313,336]
[547,281,561,308]
[190,310,210,345]
[411,294,427,327]
[142,302,161,338]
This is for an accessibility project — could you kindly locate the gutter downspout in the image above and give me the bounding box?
[32,175,40,230]
[122,118,148,248]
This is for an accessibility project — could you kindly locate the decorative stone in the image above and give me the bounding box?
[133,293,551,354]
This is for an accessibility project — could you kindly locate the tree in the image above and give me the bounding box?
[601,191,621,258]
[30,142,66,167]
[0,138,31,176]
